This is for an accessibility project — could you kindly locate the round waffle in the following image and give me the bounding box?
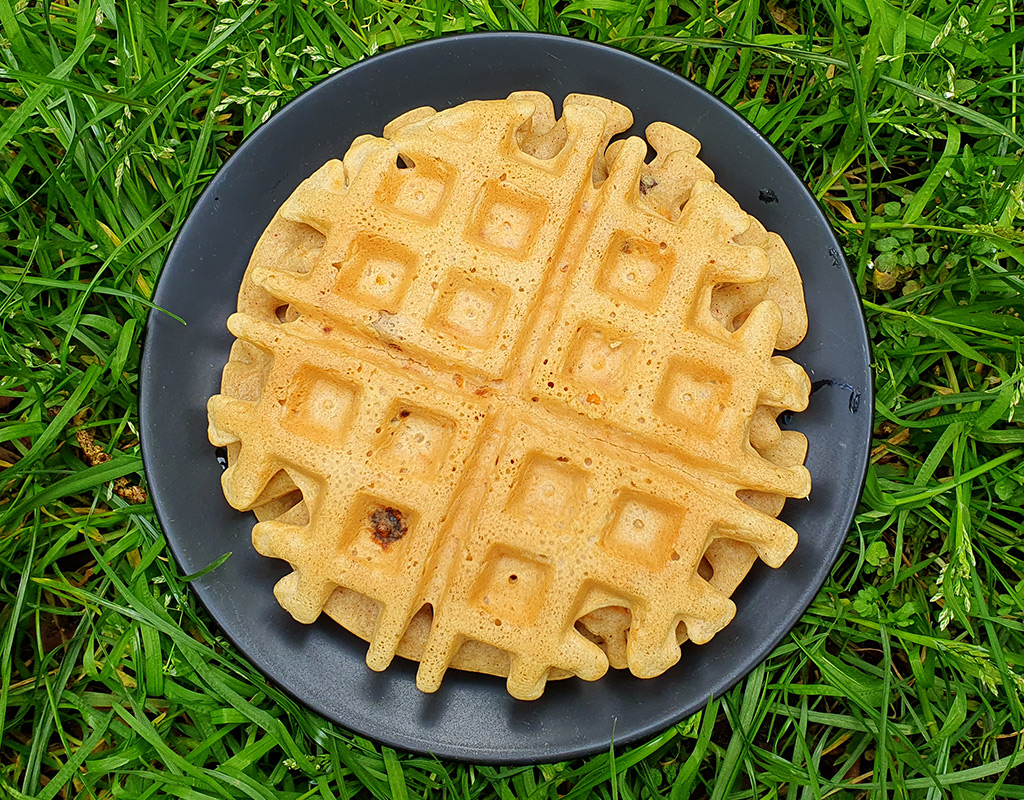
[208,92,810,700]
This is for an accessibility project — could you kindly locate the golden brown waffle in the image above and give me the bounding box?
[209,92,810,700]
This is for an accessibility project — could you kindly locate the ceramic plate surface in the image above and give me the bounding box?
[140,33,872,764]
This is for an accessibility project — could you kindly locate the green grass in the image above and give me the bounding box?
[2,0,1023,797]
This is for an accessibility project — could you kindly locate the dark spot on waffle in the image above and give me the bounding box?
[639,175,658,195]
[370,507,407,548]
[322,325,332,334]
[399,409,411,418]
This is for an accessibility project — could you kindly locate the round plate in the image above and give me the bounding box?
[140,32,872,764]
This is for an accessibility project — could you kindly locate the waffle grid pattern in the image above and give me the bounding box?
[208,93,811,699]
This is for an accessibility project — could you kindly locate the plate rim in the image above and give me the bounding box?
[140,29,874,764]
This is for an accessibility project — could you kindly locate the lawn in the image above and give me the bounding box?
[1,0,1023,798]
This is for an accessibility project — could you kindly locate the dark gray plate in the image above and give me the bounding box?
[140,32,872,764]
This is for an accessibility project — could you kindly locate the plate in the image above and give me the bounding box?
[140,32,872,764]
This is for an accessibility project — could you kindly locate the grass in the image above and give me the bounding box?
[1,0,1023,797]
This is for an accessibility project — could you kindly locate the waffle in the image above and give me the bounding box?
[209,92,811,700]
